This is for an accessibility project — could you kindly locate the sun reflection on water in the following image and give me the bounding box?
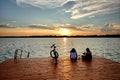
[63,37,68,53]
[63,37,67,44]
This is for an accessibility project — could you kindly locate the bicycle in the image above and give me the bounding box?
[50,44,59,64]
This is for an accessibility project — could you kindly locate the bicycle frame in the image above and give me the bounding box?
[50,44,59,64]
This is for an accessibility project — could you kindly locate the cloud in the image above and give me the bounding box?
[16,0,119,19]
[52,23,81,31]
[0,24,12,28]
[71,9,105,19]
[53,23,99,31]
[65,0,120,19]
[76,24,99,31]
[60,26,79,31]
[16,0,76,9]
[53,23,71,27]
[101,23,120,32]
[89,15,95,18]
[11,21,16,23]
[29,24,53,30]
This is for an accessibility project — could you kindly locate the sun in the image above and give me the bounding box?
[58,28,71,36]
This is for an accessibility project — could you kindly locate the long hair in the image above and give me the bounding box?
[86,48,90,52]
[70,48,76,53]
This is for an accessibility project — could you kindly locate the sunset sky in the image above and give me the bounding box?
[0,0,120,36]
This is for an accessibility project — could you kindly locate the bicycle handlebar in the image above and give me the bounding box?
[51,44,56,49]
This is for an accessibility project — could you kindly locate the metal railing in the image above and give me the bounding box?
[14,49,30,60]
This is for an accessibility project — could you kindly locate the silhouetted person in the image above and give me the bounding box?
[70,48,78,60]
[82,48,92,60]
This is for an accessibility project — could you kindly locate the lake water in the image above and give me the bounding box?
[0,38,120,63]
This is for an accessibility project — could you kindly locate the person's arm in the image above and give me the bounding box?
[70,52,71,58]
[76,52,78,58]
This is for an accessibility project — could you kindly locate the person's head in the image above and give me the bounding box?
[86,48,90,52]
[71,48,76,52]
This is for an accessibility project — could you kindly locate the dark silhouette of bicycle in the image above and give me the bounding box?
[50,44,59,64]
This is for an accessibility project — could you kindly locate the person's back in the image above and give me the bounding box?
[70,48,77,60]
[85,52,92,60]
[70,52,77,60]
[82,48,92,60]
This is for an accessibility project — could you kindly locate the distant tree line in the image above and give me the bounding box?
[0,34,120,38]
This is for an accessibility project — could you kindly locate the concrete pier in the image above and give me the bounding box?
[0,56,120,80]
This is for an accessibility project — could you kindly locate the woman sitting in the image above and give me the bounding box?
[82,48,92,60]
[70,48,78,60]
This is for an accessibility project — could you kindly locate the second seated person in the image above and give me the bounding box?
[70,48,78,60]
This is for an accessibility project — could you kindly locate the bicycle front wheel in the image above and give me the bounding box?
[50,50,59,58]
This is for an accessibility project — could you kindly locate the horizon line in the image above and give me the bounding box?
[0,34,120,38]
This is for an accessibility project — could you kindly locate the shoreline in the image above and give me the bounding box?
[0,56,120,80]
[0,34,120,38]
[0,55,120,64]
